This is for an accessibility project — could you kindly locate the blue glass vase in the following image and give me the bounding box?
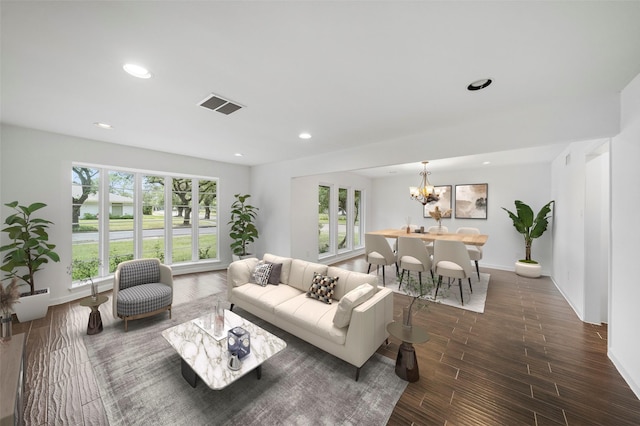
[227,327,250,359]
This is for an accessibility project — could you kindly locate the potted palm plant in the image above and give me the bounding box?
[502,200,554,278]
[228,194,259,260]
[0,201,60,321]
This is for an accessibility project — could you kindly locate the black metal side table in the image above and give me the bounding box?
[386,321,430,382]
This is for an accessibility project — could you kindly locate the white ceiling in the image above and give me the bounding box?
[2,1,640,174]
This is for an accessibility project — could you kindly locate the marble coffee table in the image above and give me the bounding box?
[161,309,287,389]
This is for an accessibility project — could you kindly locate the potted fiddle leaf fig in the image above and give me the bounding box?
[228,194,259,260]
[502,200,554,278]
[0,201,60,321]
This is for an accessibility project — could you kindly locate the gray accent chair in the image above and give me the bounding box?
[113,258,173,331]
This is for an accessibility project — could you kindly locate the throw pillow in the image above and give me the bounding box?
[306,273,339,304]
[251,262,273,287]
[266,261,282,285]
[332,283,375,328]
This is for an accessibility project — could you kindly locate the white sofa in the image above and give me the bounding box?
[227,253,394,380]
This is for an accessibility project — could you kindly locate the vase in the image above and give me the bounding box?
[402,306,412,328]
[91,281,98,301]
[0,315,12,342]
[437,222,443,234]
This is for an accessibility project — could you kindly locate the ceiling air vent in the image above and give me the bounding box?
[199,93,243,115]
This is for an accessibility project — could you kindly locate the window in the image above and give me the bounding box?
[353,190,363,248]
[71,165,218,285]
[318,184,364,258]
[338,187,348,251]
[318,185,331,255]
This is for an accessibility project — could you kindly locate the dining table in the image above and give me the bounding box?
[368,228,489,247]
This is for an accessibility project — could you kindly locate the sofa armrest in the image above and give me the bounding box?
[343,287,394,367]
[227,258,260,300]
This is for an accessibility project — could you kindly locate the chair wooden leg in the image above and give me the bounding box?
[459,278,464,305]
[367,264,372,274]
[468,278,473,293]
[398,270,406,289]
[475,260,480,280]
[230,303,234,311]
[355,367,361,382]
[418,272,423,294]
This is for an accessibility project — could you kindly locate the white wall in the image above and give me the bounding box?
[370,163,553,272]
[609,72,640,398]
[0,124,251,305]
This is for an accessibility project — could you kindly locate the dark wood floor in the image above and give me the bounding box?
[9,257,640,425]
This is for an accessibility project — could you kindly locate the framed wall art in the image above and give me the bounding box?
[423,185,452,218]
[455,184,488,219]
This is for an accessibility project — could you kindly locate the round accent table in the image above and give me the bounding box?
[386,321,430,382]
[79,294,109,335]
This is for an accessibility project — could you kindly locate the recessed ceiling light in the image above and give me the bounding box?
[94,122,113,129]
[467,78,492,91]
[123,63,152,79]
[299,132,312,140]
[234,153,243,157]
[483,161,491,165]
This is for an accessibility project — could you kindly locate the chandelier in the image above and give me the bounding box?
[409,161,439,205]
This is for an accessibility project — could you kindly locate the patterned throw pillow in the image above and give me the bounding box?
[252,262,274,287]
[306,273,339,304]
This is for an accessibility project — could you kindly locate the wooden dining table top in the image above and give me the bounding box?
[368,228,489,246]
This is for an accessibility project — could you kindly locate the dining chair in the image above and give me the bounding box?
[425,225,449,256]
[432,240,473,306]
[397,236,433,293]
[456,227,483,279]
[364,233,398,286]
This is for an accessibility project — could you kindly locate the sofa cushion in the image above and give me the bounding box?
[332,283,376,328]
[251,262,273,286]
[288,259,328,292]
[274,294,347,345]
[266,261,282,285]
[327,266,376,301]
[232,283,303,313]
[117,283,172,316]
[263,254,293,285]
[306,273,338,304]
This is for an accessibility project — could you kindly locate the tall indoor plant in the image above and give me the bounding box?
[228,194,259,259]
[502,200,554,277]
[0,201,60,321]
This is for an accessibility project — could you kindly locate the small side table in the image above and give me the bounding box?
[79,294,109,335]
[386,321,430,382]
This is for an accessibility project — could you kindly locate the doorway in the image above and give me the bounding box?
[584,142,610,324]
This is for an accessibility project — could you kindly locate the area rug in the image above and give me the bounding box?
[84,294,407,425]
[369,269,491,313]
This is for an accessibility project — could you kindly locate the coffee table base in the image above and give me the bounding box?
[395,342,420,382]
[180,359,263,388]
